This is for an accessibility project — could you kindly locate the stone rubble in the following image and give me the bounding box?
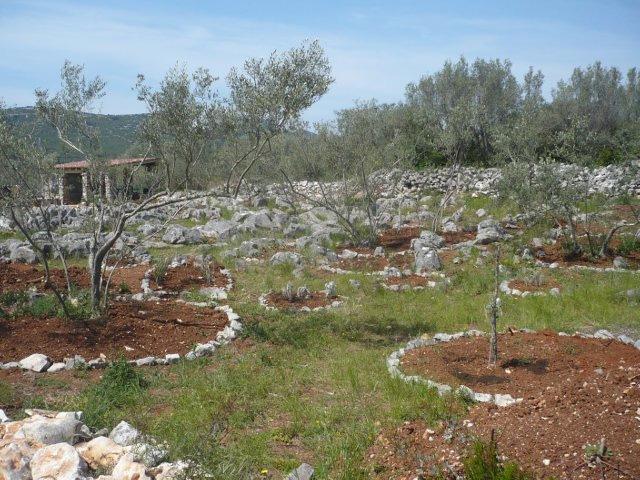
[0,410,189,480]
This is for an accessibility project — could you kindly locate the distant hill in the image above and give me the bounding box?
[5,106,146,162]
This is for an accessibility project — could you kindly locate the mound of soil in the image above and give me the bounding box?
[336,256,390,272]
[401,331,638,398]
[441,230,476,245]
[369,332,640,479]
[0,262,89,293]
[379,226,420,250]
[535,240,640,269]
[154,261,229,292]
[265,291,335,310]
[0,262,150,295]
[384,275,430,288]
[0,300,229,362]
[378,227,476,251]
[508,276,562,293]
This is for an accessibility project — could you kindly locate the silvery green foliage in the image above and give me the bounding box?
[224,40,333,196]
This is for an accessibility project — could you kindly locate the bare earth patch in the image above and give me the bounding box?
[535,241,640,269]
[369,332,640,479]
[0,299,229,362]
[508,276,562,293]
[0,261,149,294]
[154,260,229,291]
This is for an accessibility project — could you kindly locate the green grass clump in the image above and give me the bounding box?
[463,437,534,480]
[16,294,59,318]
[616,235,640,256]
[79,358,148,429]
[0,381,14,406]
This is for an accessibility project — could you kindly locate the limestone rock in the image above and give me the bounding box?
[30,442,88,480]
[286,463,314,480]
[270,251,302,266]
[0,440,34,480]
[111,453,151,480]
[76,436,124,471]
[18,354,52,373]
[109,421,139,447]
[414,249,442,272]
[18,415,83,445]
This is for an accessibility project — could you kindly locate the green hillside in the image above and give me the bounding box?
[5,106,146,162]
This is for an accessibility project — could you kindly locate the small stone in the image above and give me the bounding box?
[324,281,337,297]
[613,256,629,269]
[76,436,124,471]
[111,453,151,480]
[109,421,139,447]
[543,459,551,466]
[47,362,66,373]
[134,356,156,367]
[165,353,180,364]
[286,463,314,480]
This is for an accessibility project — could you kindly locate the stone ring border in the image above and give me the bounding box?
[386,328,640,408]
[258,292,345,312]
[0,303,243,374]
[135,263,235,301]
[382,272,450,292]
[536,260,640,274]
[499,279,560,298]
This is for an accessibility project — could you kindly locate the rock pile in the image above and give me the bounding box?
[0,410,186,479]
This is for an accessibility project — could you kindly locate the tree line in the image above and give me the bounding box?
[271,58,640,182]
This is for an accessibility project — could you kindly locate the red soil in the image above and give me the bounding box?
[368,332,640,479]
[154,261,229,291]
[0,299,228,362]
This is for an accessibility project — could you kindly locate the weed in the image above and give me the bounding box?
[616,235,640,256]
[464,435,534,480]
[151,256,171,286]
[16,294,59,318]
[0,380,14,406]
[0,291,29,307]
[117,281,132,294]
[80,358,148,429]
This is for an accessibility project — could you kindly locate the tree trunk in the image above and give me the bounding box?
[489,246,501,365]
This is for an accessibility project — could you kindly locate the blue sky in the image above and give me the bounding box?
[1,0,638,123]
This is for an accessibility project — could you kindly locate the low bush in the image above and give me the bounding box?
[616,235,640,256]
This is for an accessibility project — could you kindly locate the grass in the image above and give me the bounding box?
[42,249,637,478]
[0,380,14,406]
[6,198,640,478]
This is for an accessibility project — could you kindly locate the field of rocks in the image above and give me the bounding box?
[1,165,639,479]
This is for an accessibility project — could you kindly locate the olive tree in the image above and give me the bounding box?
[0,105,74,317]
[35,62,215,319]
[135,65,228,191]
[282,101,401,245]
[224,40,333,196]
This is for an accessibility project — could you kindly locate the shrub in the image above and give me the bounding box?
[0,291,29,307]
[616,235,640,256]
[16,294,59,318]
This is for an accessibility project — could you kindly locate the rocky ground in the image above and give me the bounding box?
[1,166,640,478]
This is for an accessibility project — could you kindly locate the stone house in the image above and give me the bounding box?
[54,157,158,205]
